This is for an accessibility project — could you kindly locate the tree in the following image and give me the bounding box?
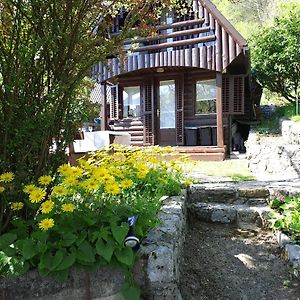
[250,11,300,108]
[0,0,178,182]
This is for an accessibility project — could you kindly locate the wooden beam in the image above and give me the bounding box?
[216,72,224,147]
[156,18,205,31]
[123,26,211,45]
[130,35,216,53]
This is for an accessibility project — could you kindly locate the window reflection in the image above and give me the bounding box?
[195,79,216,114]
[123,86,141,118]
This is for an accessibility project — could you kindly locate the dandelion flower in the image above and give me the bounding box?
[61,203,75,212]
[29,188,46,203]
[105,183,121,195]
[92,167,109,178]
[0,172,14,183]
[23,184,36,194]
[63,177,78,186]
[10,202,24,211]
[120,179,133,189]
[0,186,5,193]
[40,200,54,214]
[39,218,54,231]
[38,175,52,186]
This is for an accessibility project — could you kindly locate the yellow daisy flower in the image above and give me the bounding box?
[58,164,72,176]
[120,179,133,189]
[105,183,121,195]
[38,175,52,186]
[39,218,54,231]
[40,200,54,214]
[137,171,147,179]
[63,177,78,186]
[84,179,99,190]
[69,167,83,179]
[23,184,36,194]
[51,185,69,196]
[29,188,47,203]
[0,172,14,183]
[92,167,109,178]
[0,186,5,193]
[61,203,75,212]
[10,202,24,211]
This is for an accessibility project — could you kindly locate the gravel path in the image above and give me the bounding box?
[180,220,300,300]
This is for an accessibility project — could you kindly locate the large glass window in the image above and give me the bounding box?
[195,79,216,114]
[123,86,141,118]
[159,80,176,129]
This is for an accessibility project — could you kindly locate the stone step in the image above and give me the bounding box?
[188,184,270,205]
[189,202,272,228]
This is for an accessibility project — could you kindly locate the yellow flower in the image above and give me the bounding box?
[10,202,24,211]
[120,179,133,189]
[40,200,54,214]
[23,184,36,194]
[84,178,99,191]
[137,171,147,179]
[92,167,109,178]
[29,188,47,203]
[39,218,54,231]
[69,167,83,179]
[61,203,75,212]
[38,175,52,186]
[0,186,5,193]
[58,164,72,176]
[105,183,121,195]
[136,163,148,173]
[63,177,78,186]
[0,172,14,183]
[52,185,69,196]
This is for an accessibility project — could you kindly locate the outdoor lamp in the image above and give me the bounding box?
[124,215,140,251]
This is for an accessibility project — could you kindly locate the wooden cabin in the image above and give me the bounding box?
[92,0,255,160]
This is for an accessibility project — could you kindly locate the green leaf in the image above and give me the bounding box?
[114,247,134,267]
[20,239,37,260]
[56,252,76,271]
[61,233,77,247]
[40,252,52,271]
[122,284,140,300]
[76,240,95,263]
[50,250,64,271]
[0,233,17,249]
[76,231,87,246]
[96,237,114,263]
[111,223,129,246]
[52,269,69,282]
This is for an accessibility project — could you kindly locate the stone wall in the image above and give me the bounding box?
[0,193,186,300]
[246,126,300,180]
[280,119,300,145]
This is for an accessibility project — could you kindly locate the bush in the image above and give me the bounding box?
[0,146,187,299]
[269,196,300,244]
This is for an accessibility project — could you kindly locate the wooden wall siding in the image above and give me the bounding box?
[113,119,144,146]
[93,0,248,83]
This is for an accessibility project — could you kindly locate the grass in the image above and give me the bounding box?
[181,159,255,182]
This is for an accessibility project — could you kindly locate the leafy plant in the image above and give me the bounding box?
[269,196,300,244]
[0,146,187,299]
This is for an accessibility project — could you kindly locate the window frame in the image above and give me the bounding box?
[194,78,217,116]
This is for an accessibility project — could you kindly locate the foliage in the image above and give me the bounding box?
[250,11,300,104]
[0,146,186,299]
[0,0,183,200]
[269,196,300,244]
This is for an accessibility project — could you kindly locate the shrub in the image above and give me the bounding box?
[269,196,300,244]
[0,145,187,299]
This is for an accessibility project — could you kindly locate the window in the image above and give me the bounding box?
[195,79,216,114]
[123,86,141,118]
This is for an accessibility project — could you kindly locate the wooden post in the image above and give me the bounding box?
[216,73,224,147]
[102,83,107,130]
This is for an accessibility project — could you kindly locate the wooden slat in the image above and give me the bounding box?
[123,26,211,45]
[131,35,216,53]
[215,21,222,72]
[222,27,229,68]
[155,17,205,31]
[229,35,236,63]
